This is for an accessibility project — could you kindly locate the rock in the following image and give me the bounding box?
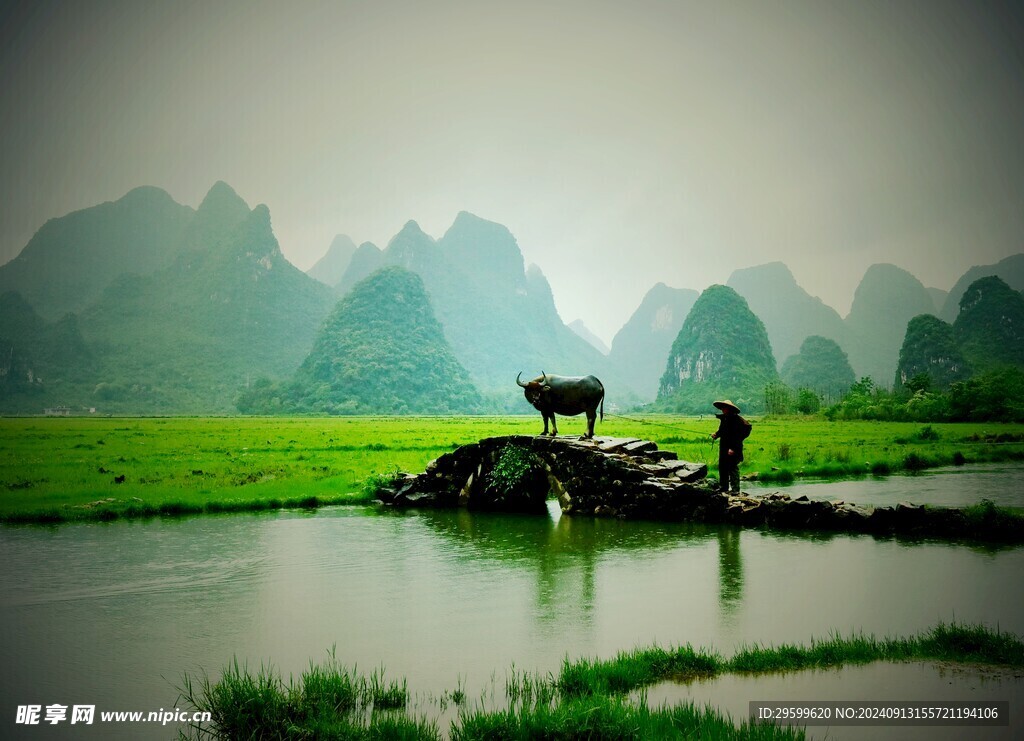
[893,501,928,529]
[647,449,679,462]
[623,440,658,455]
[640,461,707,485]
[672,463,708,483]
[868,506,897,532]
[738,501,767,525]
[596,437,642,452]
[834,504,872,528]
[765,497,837,529]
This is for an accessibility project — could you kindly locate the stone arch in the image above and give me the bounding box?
[378,435,714,519]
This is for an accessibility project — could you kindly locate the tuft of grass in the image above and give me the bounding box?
[757,468,795,484]
[299,659,360,716]
[558,645,723,698]
[918,622,1024,665]
[901,452,931,471]
[959,499,1024,536]
[366,714,441,739]
[728,622,1024,675]
[451,694,804,740]
[361,466,402,498]
[505,668,556,707]
[368,671,409,710]
[729,633,911,673]
[179,658,429,740]
[182,659,292,740]
[823,447,852,464]
[443,678,468,708]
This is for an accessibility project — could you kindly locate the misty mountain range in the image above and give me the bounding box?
[1,182,1021,415]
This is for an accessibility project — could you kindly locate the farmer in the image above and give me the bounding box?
[710,399,751,493]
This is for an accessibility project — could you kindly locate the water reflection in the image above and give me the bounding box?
[717,527,743,624]
[403,505,753,636]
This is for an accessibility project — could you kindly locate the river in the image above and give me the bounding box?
[750,461,1024,509]
[1,465,1022,739]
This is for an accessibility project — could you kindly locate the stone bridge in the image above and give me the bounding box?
[375,435,1022,543]
[377,435,716,519]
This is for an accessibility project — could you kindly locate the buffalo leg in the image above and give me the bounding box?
[549,414,558,436]
[585,410,596,439]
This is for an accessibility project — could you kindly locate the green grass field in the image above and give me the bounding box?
[1,415,1022,523]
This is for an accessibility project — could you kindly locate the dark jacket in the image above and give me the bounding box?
[714,413,751,463]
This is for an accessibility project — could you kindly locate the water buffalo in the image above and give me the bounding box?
[516,371,605,438]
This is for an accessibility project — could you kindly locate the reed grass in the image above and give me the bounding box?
[558,645,722,697]
[179,622,1020,740]
[178,658,430,740]
[558,622,1023,695]
[451,695,804,740]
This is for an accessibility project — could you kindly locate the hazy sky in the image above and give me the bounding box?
[1,0,1022,344]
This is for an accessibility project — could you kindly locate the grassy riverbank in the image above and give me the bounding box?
[2,416,1023,523]
[180,622,1022,740]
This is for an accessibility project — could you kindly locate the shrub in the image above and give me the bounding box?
[485,445,539,497]
[361,466,401,497]
[870,461,891,476]
[902,452,929,471]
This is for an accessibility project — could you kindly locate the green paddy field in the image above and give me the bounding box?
[2,415,1022,523]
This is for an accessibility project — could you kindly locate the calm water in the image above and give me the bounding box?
[751,462,1024,508]
[1,468,1023,739]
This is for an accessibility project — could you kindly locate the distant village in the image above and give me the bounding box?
[42,406,97,417]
